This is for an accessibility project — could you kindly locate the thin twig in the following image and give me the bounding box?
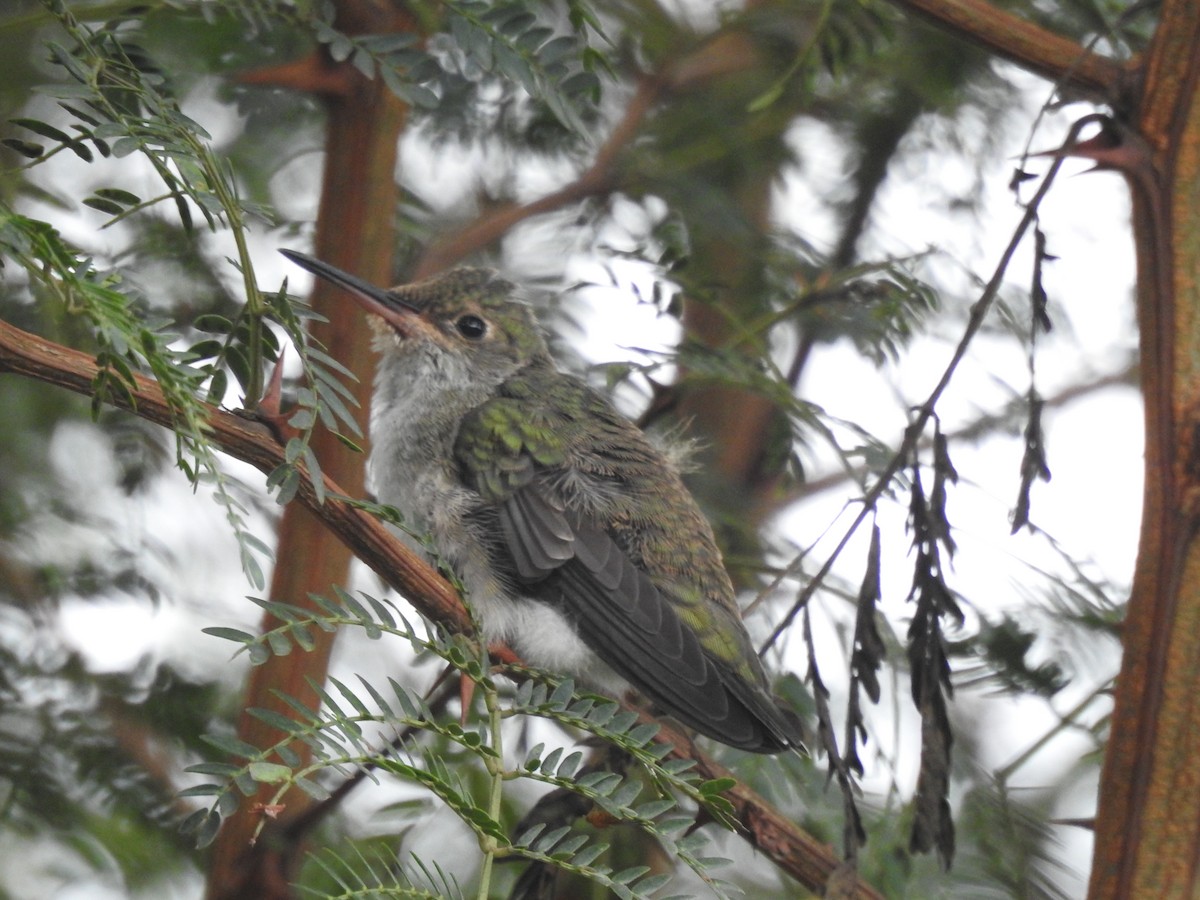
[766,359,1137,513]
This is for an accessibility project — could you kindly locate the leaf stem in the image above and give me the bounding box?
[477,661,506,899]
[190,137,267,406]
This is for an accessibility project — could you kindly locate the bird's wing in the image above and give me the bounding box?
[455,392,795,751]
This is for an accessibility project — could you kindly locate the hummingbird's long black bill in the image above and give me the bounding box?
[279,249,420,327]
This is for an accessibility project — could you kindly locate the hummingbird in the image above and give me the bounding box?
[281,249,803,753]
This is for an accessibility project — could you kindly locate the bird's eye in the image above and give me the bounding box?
[455,314,487,340]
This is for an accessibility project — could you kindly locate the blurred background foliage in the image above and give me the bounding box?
[0,0,1146,896]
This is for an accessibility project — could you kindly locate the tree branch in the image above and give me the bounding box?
[644,714,884,898]
[886,0,1134,103]
[211,4,417,892]
[0,317,468,634]
[1089,1,1200,894]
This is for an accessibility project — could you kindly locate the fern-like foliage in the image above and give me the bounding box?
[303,845,466,899]
[190,590,749,897]
[2,3,372,581]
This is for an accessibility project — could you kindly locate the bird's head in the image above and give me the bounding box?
[281,250,549,388]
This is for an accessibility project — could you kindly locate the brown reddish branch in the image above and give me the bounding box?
[0,318,468,634]
[885,0,1135,103]
[648,716,884,899]
[212,5,417,891]
[1086,1,1200,894]
[0,316,880,899]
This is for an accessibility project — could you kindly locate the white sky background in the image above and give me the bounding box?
[5,31,1142,898]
